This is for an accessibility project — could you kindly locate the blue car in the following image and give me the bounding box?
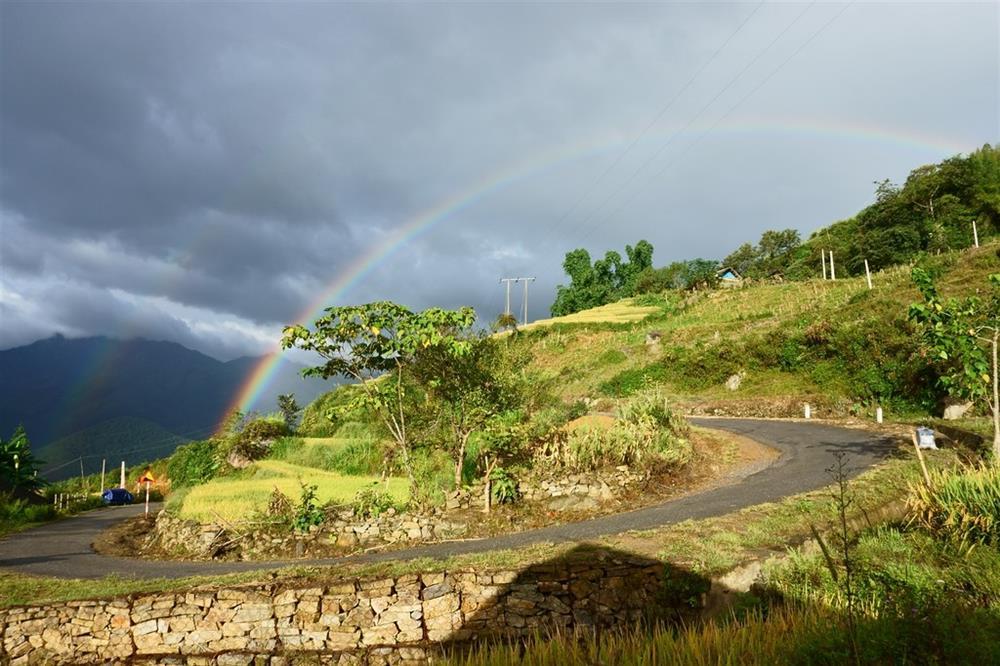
[102,488,134,505]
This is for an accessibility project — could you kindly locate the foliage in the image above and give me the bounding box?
[0,493,57,537]
[282,301,476,494]
[277,393,302,432]
[489,467,520,505]
[910,267,1000,452]
[495,312,519,331]
[224,417,289,464]
[474,409,530,512]
[908,464,1000,547]
[785,144,999,279]
[166,439,220,488]
[292,482,324,532]
[550,240,654,316]
[266,486,293,519]
[722,228,801,279]
[412,334,531,488]
[0,426,44,494]
[562,390,691,471]
[351,482,399,519]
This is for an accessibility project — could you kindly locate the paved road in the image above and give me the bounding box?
[0,419,895,580]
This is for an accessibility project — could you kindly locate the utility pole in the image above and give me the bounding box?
[821,250,827,280]
[516,277,536,325]
[499,278,518,315]
[829,251,836,280]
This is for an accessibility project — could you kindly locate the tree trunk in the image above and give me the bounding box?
[454,432,469,489]
[482,457,496,514]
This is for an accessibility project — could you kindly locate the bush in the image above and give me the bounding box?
[352,483,399,519]
[166,439,220,488]
[598,349,627,365]
[225,418,289,464]
[490,467,520,505]
[564,390,691,471]
[293,483,324,532]
[908,465,1000,547]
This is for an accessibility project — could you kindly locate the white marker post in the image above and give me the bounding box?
[100,458,106,496]
[822,250,828,280]
[876,406,883,424]
[804,403,811,419]
[120,461,125,489]
[829,252,836,280]
[864,259,872,290]
[145,481,150,516]
[973,220,979,248]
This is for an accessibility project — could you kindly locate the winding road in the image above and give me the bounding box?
[0,418,896,580]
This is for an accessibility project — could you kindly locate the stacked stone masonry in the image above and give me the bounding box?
[0,555,664,665]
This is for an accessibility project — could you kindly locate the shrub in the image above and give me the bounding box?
[908,464,1000,547]
[564,390,691,471]
[352,483,398,519]
[293,483,324,532]
[490,467,520,505]
[598,349,627,365]
[226,418,289,464]
[167,439,220,488]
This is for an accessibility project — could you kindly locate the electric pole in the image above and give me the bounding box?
[517,277,536,325]
[499,278,518,315]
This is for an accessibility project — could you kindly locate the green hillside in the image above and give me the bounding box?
[520,242,999,417]
[39,416,187,480]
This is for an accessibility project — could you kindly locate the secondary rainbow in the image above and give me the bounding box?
[220,119,977,425]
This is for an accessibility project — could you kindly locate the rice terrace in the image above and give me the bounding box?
[1,2,999,664]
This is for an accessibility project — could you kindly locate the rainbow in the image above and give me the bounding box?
[220,119,980,424]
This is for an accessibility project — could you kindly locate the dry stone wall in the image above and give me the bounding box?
[0,550,666,665]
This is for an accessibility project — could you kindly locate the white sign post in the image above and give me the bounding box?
[973,220,979,248]
[864,260,872,290]
[804,403,811,419]
[120,461,125,488]
[100,459,106,496]
[145,481,150,516]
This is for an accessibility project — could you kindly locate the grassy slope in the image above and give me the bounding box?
[522,242,1000,414]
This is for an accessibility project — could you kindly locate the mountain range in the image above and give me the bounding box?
[0,335,330,479]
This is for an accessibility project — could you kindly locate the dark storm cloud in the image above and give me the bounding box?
[1,1,997,357]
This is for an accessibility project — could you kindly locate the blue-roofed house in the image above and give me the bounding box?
[716,267,743,288]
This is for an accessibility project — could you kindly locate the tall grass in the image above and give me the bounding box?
[908,464,1000,547]
[448,603,1000,665]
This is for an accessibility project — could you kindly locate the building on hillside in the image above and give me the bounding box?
[716,267,743,288]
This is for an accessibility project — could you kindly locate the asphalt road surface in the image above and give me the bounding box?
[0,418,895,580]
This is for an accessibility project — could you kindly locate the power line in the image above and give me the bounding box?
[600,1,855,227]
[571,1,818,238]
[544,1,766,241]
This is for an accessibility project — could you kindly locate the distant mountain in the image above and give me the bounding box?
[0,335,331,477]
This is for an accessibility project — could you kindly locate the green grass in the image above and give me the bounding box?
[174,460,408,523]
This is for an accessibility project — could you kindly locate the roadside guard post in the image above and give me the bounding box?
[138,469,155,516]
[916,427,938,450]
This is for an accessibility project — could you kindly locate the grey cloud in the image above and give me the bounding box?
[1,1,996,358]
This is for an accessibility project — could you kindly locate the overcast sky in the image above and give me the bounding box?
[1,1,997,361]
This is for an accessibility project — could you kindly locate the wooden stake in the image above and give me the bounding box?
[864,260,872,290]
[911,432,932,487]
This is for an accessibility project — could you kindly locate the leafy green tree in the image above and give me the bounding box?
[722,242,759,277]
[0,426,44,494]
[412,335,529,488]
[495,312,519,331]
[277,393,302,432]
[551,240,655,316]
[282,301,476,492]
[909,269,1000,457]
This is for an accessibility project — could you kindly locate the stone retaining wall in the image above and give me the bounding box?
[0,549,667,665]
[149,469,646,560]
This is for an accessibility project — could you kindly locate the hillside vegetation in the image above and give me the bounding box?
[522,243,1000,417]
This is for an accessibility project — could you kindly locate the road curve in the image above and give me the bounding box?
[0,419,895,580]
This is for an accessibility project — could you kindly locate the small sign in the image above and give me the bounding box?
[916,427,938,450]
[138,469,155,484]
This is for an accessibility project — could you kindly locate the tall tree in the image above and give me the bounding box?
[550,240,655,316]
[411,335,528,488]
[277,393,301,432]
[282,302,476,492]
